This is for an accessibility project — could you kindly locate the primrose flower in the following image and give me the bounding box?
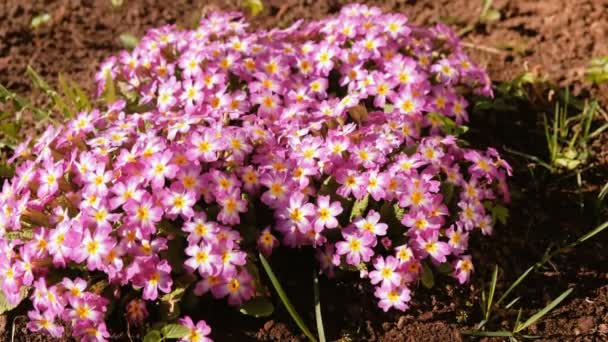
[185,242,221,277]
[453,255,474,284]
[369,256,402,287]
[374,285,411,312]
[27,310,64,337]
[126,298,149,326]
[314,195,343,230]
[179,316,212,342]
[336,230,376,266]
[257,227,280,257]
[0,5,511,336]
[133,258,173,300]
[414,230,451,264]
[216,270,254,306]
[354,210,388,236]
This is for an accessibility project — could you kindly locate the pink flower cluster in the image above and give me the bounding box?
[0,4,510,340]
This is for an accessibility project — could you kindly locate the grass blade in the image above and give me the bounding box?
[485,265,498,320]
[503,147,554,173]
[569,220,608,247]
[313,271,326,342]
[259,254,317,342]
[461,330,513,337]
[495,266,534,308]
[505,296,521,310]
[598,181,608,202]
[514,288,573,333]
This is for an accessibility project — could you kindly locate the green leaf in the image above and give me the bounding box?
[349,194,369,221]
[437,262,453,274]
[160,285,187,321]
[0,286,29,314]
[120,33,139,50]
[31,13,51,29]
[103,72,117,104]
[485,265,498,320]
[259,253,318,342]
[26,66,72,119]
[143,330,162,342]
[161,324,190,339]
[481,8,501,23]
[243,0,264,16]
[440,183,454,204]
[0,122,18,139]
[313,271,326,342]
[490,204,509,225]
[495,265,534,307]
[239,297,274,318]
[572,220,608,247]
[421,262,434,289]
[461,330,513,337]
[514,288,573,333]
[0,163,15,178]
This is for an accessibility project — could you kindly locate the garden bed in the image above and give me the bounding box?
[1,1,608,341]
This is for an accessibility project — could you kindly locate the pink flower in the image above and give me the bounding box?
[134,258,173,301]
[79,226,115,271]
[216,189,247,225]
[414,230,451,264]
[374,285,411,312]
[369,256,401,287]
[27,310,64,337]
[453,255,474,284]
[336,230,376,266]
[354,210,387,236]
[314,195,343,230]
[277,193,315,233]
[257,227,280,257]
[216,270,254,306]
[185,242,221,277]
[163,188,196,219]
[145,150,178,189]
[179,316,212,342]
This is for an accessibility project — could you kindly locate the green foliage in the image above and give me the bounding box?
[479,0,500,24]
[31,13,51,29]
[584,56,608,85]
[421,262,434,289]
[143,330,162,342]
[0,287,29,315]
[427,112,469,137]
[313,270,326,342]
[349,194,369,221]
[144,324,190,342]
[259,253,318,342]
[161,324,190,339]
[239,297,274,317]
[119,33,140,50]
[242,0,264,16]
[27,65,90,119]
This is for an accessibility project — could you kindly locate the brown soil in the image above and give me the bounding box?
[2,1,608,341]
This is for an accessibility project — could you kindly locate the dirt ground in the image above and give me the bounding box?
[1,0,608,341]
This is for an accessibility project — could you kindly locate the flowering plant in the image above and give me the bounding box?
[0,4,510,341]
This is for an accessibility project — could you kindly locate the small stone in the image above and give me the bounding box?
[397,316,408,329]
[0,315,6,336]
[419,311,433,321]
[598,323,608,334]
[263,320,275,331]
[576,316,595,334]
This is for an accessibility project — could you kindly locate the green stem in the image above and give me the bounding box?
[259,254,318,342]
